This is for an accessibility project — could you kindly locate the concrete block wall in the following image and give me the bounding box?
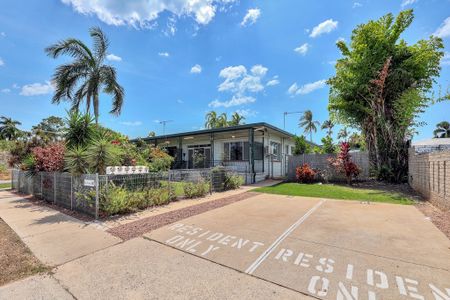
[408,148,450,211]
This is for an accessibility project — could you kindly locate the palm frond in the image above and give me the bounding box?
[90,27,109,63]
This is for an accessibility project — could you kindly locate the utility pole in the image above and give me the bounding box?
[159,120,173,136]
[283,111,304,129]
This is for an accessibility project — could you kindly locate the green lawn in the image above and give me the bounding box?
[254,183,414,205]
[0,183,11,189]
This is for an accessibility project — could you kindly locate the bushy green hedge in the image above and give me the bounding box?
[224,173,244,190]
[183,180,210,199]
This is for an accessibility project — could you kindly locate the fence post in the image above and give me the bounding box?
[70,175,73,210]
[53,172,57,204]
[209,170,213,195]
[95,173,99,220]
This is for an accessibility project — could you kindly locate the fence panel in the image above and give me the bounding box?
[11,169,19,190]
[54,173,73,209]
[72,174,98,217]
[41,172,55,202]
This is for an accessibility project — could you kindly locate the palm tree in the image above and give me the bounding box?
[229,112,245,126]
[45,27,124,123]
[205,111,219,129]
[299,110,319,142]
[337,127,349,140]
[321,120,334,137]
[0,116,22,140]
[434,121,450,138]
[217,113,228,128]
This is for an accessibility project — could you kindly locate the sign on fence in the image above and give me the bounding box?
[106,166,149,175]
[83,179,96,187]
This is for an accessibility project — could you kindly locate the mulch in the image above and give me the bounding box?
[107,192,259,241]
[416,202,450,240]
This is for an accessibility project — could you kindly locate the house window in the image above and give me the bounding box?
[285,145,290,155]
[271,142,281,161]
[254,142,263,160]
[224,142,249,161]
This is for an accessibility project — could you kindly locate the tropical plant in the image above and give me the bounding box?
[31,143,65,173]
[217,113,228,128]
[183,180,210,198]
[223,173,244,190]
[433,121,450,138]
[228,112,246,126]
[45,27,124,123]
[145,146,174,171]
[337,128,349,141]
[295,163,316,183]
[328,142,360,185]
[64,111,96,148]
[348,132,366,150]
[299,110,320,142]
[205,111,219,129]
[320,136,336,154]
[328,10,444,182]
[0,116,22,140]
[321,120,334,137]
[64,147,89,175]
[292,135,311,155]
[86,139,122,175]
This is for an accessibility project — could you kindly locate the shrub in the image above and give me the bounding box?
[224,173,244,190]
[32,143,65,172]
[292,135,311,155]
[86,139,122,175]
[295,163,316,183]
[146,146,174,171]
[64,147,89,175]
[101,186,130,215]
[328,142,360,185]
[183,180,210,198]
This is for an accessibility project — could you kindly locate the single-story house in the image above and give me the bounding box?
[411,138,450,154]
[136,122,314,183]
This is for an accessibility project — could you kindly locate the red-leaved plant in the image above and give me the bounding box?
[32,143,65,172]
[328,142,360,185]
[295,163,316,183]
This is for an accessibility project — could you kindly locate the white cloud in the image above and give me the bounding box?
[20,81,54,96]
[353,2,362,8]
[288,80,327,96]
[120,121,142,126]
[0,58,4,66]
[294,43,309,55]
[240,8,260,26]
[61,0,236,27]
[158,52,170,57]
[434,17,450,38]
[190,64,202,74]
[209,95,256,108]
[106,53,122,62]
[309,19,338,38]
[1,88,10,93]
[235,108,257,117]
[267,76,280,86]
[401,0,418,7]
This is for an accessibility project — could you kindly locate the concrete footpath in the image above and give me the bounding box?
[0,191,121,266]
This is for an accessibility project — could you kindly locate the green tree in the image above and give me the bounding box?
[228,112,246,126]
[0,116,22,140]
[148,131,156,137]
[337,128,349,141]
[433,121,450,138]
[328,10,444,182]
[204,111,219,129]
[321,120,334,137]
[217,113,228,128]
[292,135,311,155]
[299,110,319,142]
[45,27,124,123]
[320,136,336,154]
[32,116,65,143]
[64,111,96,148]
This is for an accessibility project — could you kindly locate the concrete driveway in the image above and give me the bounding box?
[1,192,450,299]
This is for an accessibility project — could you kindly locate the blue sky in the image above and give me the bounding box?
[0,0,449,143]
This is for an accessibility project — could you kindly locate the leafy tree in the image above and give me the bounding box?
[328,142,360,185]
[32,116,65,143]
[321,120,334,137]
[433,121,450,138]
[148,131,156,137]
[299,110,319,142]
[328,10,444,182]
[292,135,311,155]
[228,112,245,126]
[0,116,22,140]
[64,111,96,148]
[337,128,349,141]
[320,136,336,154]
[45,27,124,123]
[205,111,219,129]
[348,132,366,150]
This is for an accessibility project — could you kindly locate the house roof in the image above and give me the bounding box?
[412,138,450,146]
[133,122,296,143]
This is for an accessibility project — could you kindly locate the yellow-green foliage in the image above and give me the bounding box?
[183,180,210,199]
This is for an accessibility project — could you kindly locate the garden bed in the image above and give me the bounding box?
[416,202,450,240]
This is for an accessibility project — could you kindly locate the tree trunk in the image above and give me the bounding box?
[93,93,99,124]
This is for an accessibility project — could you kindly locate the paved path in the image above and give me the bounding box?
[0,191,120,266]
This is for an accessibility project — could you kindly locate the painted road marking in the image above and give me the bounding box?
[245,199,325,275]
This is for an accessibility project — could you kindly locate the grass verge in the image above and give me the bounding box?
[0,218,48,286]
[254,183,414,205]
[0,183,11,189]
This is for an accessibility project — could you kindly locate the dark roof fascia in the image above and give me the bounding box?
[131,122,295,143]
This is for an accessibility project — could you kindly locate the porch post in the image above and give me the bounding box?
[210,133,215,167]
[178,137,183,167]
[248,128,255,183]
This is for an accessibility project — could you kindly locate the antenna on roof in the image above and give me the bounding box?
[283,111,304,129]
[159,120,173,136]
